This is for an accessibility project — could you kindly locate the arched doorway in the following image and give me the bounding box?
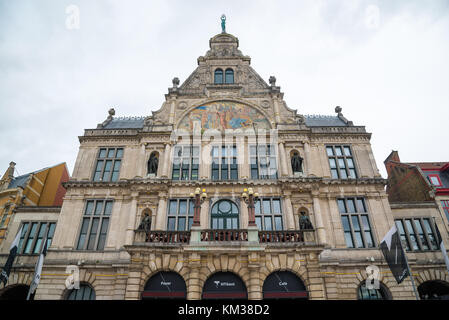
[211,200,239,229]
[0,284,30,300]
[202,272,247,299]
[262,271,308,299]
[418,280,449,300]
[357,282,391,300]
[141,271,186,299]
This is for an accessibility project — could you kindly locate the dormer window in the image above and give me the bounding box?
[428,174,442,187]
[214,68,223,84]
[225,68,234,84]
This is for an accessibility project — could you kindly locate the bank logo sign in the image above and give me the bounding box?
[214,281,235,288]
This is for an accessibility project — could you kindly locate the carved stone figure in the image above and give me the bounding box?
[291,152,303,173]
[137,213,151,232]
[299,212,313,230]
[148,153,159,175]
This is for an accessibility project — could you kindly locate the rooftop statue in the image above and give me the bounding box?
[221,14,226,33]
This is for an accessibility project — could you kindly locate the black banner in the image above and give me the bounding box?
[380,226,409,284]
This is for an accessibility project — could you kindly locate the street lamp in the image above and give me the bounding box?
[190,187,207,227]
[241,187,259,227]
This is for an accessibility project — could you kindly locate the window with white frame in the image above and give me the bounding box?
[76,199,112,250]
[338,197,374,248]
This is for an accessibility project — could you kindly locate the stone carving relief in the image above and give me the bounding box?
[177,101,187,110]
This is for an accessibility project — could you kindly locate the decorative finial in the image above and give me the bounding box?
[221,14,226,33]
[108,108,115,117]
[172,77,180,88]
[335,106,342,115]
[269,76,276,86]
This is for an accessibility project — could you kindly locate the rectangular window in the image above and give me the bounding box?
[249,144,277,180]
[16,221,57,254]
[76,200,112,251]
[441,201,449,223]
[395,217,440,252]
[338,197,374,248]
[211,145,238,180]
[326,145,357,179]
[166,199,195,231]
[92,147,123,182]
[172,145,199,181]
[255,198,283,231]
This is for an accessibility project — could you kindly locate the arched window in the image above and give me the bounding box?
[142,271,187,299]
[418,280,449,300]
[65,284,96,300]
[225,68,234,84]
[211,200,239,229]
[214,69,223,84]
[263,271,308,299]
[357,282,391,300]
[202,272,247,299]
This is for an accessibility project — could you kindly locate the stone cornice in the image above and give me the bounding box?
[64,177,387,191]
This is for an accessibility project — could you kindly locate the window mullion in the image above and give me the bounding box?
[402,219,414,251]
[410,219,423,251]
[421,218,433,250]
[21,223,32,254]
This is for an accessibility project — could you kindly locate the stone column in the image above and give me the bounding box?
[366,144,381,177]
[161,142,171,178]
[201,143,211,180]
[278,141,289,177]
[240,198,248,229]
[284,194,295,230]
[312,195,326,245]
[139,143,146,177]
[240,136,249,179]
[303,142,311,176]
[187,253,202,300]
[273,98,281,123]
[125,192,138,245]
[248,252,262,300]
[155,193,167,230]
[200,199,210,229]
[168,98,176,124]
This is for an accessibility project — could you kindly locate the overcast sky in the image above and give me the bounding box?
[1,0,448,179]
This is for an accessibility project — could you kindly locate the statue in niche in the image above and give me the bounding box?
[137,212,152,232]
[291,151,303,173]
[147,152,159,175]
[299,211,313,230]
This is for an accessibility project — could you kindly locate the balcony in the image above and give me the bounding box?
[134,230,190,244]
[259,229,316,244]
[134,229,316,245]
[201,229,248,242]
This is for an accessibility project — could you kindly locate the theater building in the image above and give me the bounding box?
[2,24,448,300]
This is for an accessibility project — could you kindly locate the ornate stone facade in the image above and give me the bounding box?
[1,29,448,301]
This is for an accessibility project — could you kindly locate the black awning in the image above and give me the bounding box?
[262,271,308,299]
[142,271,186,299]
[202,272,247,299]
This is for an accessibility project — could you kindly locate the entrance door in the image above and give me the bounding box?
[211,200,239,229]
[202,272,247,299]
